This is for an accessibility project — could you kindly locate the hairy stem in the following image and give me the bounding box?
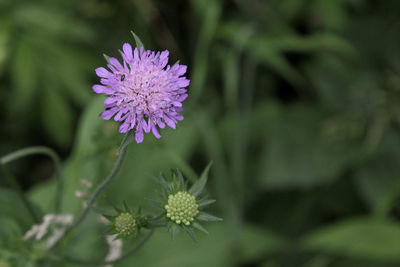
[52,133,132,249]
[0,146,63,213]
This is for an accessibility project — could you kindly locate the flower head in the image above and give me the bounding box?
[104,202,145,239]
[93,43,189,143]
[152,163,222,241]
[165,191,199,225]
[114,212,137,238]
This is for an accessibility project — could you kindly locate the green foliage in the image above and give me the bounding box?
[303,218,400,261]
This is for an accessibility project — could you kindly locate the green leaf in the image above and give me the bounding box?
[117,223,285,267]
[190,162,212,197]
[182,225,197,242]
[175,169,185,190]
[11,40,38,113]
[192,222,208,234]
[168,224,180,240]
[302,218,400,261]
[256,103,364,189]
[41,85,73,148]
[131,31,144,50]
[0,187,34,228]
[197,211,222,222]
[198,199,216,208]
[103,53,111,64]
[355,130,400,216]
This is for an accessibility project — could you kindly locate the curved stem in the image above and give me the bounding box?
[0,146,63,213]
[52,133,132,249]
[61,229,155,266]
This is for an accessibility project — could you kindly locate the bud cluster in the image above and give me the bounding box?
[114,212,137,238]
[165,191,199,225]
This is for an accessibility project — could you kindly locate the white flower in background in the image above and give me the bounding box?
[104,234,123,267]
[23,214,73,248]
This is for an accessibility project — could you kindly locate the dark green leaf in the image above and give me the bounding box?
[302,218,400,261]
[190,162,212,197]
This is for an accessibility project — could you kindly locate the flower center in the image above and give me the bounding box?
[115,212,137,237]
[118,69,170,114]
[165,191,199,225]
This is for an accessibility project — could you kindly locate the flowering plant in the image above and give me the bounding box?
[0,32,220,266]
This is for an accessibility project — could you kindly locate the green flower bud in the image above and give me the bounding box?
[165,191,199,225]
[114,212,137,238]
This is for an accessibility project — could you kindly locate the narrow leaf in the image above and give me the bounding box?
[169,224,180,240]
[159,174,170,191]
[131,31,144,50]
[190,161,213,197]
[197,211,222,222]
[182,226,197,242]
[123,200,130,212]
[176,169,185,190]
[103,53,110,64]
[198,199,216,208]
[193,222,209,234]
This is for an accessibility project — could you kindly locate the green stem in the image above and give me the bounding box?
[0,146,63,213]
[60,229,155,266]
[0,163,40,223]
[51,133,132,249]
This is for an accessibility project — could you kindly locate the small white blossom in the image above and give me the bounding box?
[104,234,123,267]
[23,214,73,248]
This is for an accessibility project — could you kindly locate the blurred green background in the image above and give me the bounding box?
[1,0,400,266]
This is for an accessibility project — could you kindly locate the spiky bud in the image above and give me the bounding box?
[165,191,199,225]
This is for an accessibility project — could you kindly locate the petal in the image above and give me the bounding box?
[157,118,165,128]
[160,50,169,61]
[95,67,112,78]
[159,50,169,67]
[142,118,151,133]
[114,108,128,121]
[122,43,133,62]
[119,121,130,133]
[151,122,161,139]
[172,101,182,107]
[172,113,184,121]
[176,94,188,102]
[104,97,118,105]
[102,107,118,120]
[163,115,176,129]
[133,47,139,61]
[109,57,124,72]
[135,129,144,143]
[92,85,113,94]
[100,78,113,85]
[176,65,187,76]
[177,79,190,87]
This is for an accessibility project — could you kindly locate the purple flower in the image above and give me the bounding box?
[93,43,189,143]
